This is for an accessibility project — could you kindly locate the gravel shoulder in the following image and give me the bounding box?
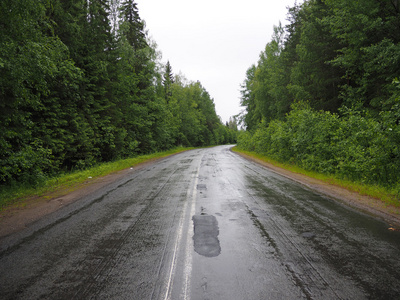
[1,149,399,240]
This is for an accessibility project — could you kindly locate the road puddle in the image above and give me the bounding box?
[192,215,221,257]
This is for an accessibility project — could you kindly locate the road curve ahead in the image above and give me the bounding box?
[1,145,400,299]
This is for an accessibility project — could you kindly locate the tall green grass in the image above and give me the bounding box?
[0,147,192,211]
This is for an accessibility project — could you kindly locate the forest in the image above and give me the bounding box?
[238,0,400,195]
[0,0,237,187]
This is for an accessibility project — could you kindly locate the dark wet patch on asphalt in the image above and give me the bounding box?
[301,232,315,239]
[192,215,221,257]
[197,184,207,190]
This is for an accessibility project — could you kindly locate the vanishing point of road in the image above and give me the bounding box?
[1,145,400,299]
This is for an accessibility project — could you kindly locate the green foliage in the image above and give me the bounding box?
[163,61,174,103]
[322,0,400,110]
[238,0,400,199]
[233,147,400,207]
[0,140,53,187]
[0,0,237,190]
[239,65,260,131]
[238,103,400,196]
[0,147,192,211]
[288,0,343,111]
[240,0,400,125]
[168,79,235,147]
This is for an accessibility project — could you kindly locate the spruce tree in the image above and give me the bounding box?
[163,61,174,103]
[118,0,158,153]
[120,0,147,50]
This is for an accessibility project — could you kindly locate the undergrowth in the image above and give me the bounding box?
[0,147,192,211]
[232,147,400,208]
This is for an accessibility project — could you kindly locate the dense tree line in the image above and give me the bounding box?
[0,0,237,186]
[238,0,400,194]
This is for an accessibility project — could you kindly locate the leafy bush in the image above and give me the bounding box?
[0,140,54,186]
[237,102,400,191]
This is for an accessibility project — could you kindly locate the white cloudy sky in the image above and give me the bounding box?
[135,0,301,123]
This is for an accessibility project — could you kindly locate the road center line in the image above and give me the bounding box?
[163,160,200,300]
[180,163,199,299]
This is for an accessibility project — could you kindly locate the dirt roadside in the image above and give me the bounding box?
[235,151,400,229]
[0,161,153,239]
[1,150,399,239]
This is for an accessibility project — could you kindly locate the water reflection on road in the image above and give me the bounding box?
[0,145,399,300]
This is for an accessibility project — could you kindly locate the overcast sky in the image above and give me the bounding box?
[135,0,302,123]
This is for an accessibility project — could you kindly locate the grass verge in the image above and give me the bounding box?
[0,147,193,212]
[232,147,400,208]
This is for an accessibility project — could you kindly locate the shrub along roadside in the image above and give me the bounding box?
[232,147,399,208]
[236,103,400,207]
[0,147,193,212]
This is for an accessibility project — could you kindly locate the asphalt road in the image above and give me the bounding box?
[1,145,400,300]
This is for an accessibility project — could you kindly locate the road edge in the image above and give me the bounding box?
[0,153,186,240]
[231,148,400,228]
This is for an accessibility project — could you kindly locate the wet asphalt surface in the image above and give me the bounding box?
[1,145,400,300]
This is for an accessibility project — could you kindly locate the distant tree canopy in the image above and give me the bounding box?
[0,0,237,186]
[240,0,400,128]
[238,0,400,195]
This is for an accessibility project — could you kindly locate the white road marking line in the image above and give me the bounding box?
[163,161,200,300]
[181,165,198,300]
